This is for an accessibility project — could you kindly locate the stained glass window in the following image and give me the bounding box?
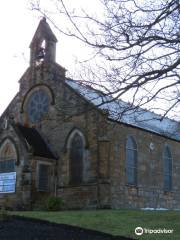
[27,90,49,123]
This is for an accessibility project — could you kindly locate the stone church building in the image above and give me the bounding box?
[0,18,180,209]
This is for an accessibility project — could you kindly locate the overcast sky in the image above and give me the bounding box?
[0,1,35,114]
[1,1,178,120]
[0,0,96,115]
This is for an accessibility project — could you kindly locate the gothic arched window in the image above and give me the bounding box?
[0,140,16,173]
[69,133,84,184]
[163,146,172,191]
[0,139,17,193]
[125,136,137,185]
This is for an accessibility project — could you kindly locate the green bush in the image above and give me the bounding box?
[45,196,64,211]
[32,196,64,211]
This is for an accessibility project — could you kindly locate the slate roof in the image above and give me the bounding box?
[16,124,56,159]
[66,79,180,142]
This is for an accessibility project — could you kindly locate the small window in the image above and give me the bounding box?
[38,164,49,192]
[163,146,172,191]
[125,136,137,185]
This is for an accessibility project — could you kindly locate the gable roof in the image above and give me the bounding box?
[16,124,56,159]
[66,79,180,142]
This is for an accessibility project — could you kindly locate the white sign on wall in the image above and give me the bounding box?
[0,172,16,193]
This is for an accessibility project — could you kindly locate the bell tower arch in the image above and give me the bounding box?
[29,17,57,66]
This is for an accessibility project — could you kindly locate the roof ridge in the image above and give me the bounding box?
[65,79,180,141]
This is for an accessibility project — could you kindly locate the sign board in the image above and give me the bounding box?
[0,172,16,193]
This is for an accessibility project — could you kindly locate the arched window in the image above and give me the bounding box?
[0,139,16,173]
[163,146,172,191]
[125,136,137,185]
[0,139,17,193]
[69,132,84,184]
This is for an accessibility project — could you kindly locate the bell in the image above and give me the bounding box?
[36,48,45,60]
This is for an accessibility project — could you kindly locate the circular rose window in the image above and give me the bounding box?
[27,89,49,123]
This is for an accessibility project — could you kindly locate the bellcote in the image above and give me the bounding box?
[29,18,57,66]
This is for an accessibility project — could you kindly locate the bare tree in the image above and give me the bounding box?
[30,0,180,120]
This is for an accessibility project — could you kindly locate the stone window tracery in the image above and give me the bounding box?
[27,89,49,123]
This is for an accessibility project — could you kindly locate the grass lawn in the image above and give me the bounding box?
[13,209,180,239]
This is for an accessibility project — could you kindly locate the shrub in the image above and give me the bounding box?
[32,196,64,211]
[45,196,64,211]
